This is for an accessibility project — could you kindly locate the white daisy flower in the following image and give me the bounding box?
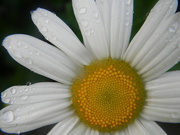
[0,0,180,134]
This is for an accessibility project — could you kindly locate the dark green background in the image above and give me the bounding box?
[0,0,180,134]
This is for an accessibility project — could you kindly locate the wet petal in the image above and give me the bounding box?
[72,0,109,59]
[124,0,178,63]
[3,34,78,84]
[127,118,166,135]
[133,13,180,81]
[0,102,73,133]
[1,82,71,104]
[31,8,93,65]
[142,71,180,123]
[96,0,133,59]
[47,115,79,135]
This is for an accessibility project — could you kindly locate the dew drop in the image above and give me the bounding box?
[125,0,132,5]
[29,51,33,55]
[93,12,99,18]
[41,27,47,32]
[21,95,29,101]
[1,111,14,122]
[171,113,180,119]
[2,92,7,98]
[16,131,21,134]
[27,59,32,65]
[126,12,130,16]
[35,50,40,55]
[96,19,100,23]
[79,7,87,14]
[24,88,29,92]
[5,98,11,103]
[81,20,89,27]
[11,88,16,94]
[16,42,22,48]
[14,52,22,58]
[125,21,130,26]
[16,108,21,112]
[45,19,49,24]
[169,26,176,33]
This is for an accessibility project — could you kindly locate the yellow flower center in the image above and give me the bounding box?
[71,58,146,132]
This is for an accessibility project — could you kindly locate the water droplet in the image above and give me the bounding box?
[27,59,32,65]
[5,98,11,103]
[24,45,28,48]
[1,111,14,122]
[169,4,174,9]
[93,12,99,18]
[125,0,132,5]
[10,101,14,104]
[126,12,130,16]
[26,82,32,86]
[29,51,33,55]
[16,116,20,120]
[14,52,22,58]
[96,19,100,23]
[35,50,40,55]
[81,20,89,27]
[11,88,16,94]
[16,108,21,112]
[16,131,21,134]
[45,19,49,24]
[16,42,22,48]
[125,21,130,26]
[2,92,7,98]
[79,7,87,14]
[21,95,29,101]
[169,26,176,33]
[171,113,180,119]
[41,27,47,32]
[24,88,29,92]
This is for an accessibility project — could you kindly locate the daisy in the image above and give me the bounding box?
[0,0,180,134]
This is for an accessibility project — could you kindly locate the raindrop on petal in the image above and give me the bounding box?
[41,27,47,32]
[79,7,87,14]
[16,42,22,48]
[2,92,7,98]
[169,26,176,33]
[5,98,11,103]
[11,88,16,94]
[125,21,130,26]
[21,95,29,101]
[24,88,29,92]
[125,0,132,5]
[81,20,89,27]
[1,111,14,123]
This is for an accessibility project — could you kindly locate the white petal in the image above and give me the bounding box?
[134,13,180,80]
[142,71,180,123]
[146,71,180,101]
[31,8,93,65]
[113,129,126,135]
[96,0,133,59]
[3,34,78,84]
[69,121,88,135]
[72,0,109,59]
[141,106,180,123]
[48,115,79,135]
[127,118,167,135]
[89,129,99,135]
[1,82,71,104]
[124,0,178,63]
[0,105,73,133]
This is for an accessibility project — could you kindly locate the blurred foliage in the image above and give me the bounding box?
[0,0,179,135]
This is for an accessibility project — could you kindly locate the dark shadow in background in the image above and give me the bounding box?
[0,0,180,134]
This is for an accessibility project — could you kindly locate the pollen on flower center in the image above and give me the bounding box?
[71,58,146,132]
